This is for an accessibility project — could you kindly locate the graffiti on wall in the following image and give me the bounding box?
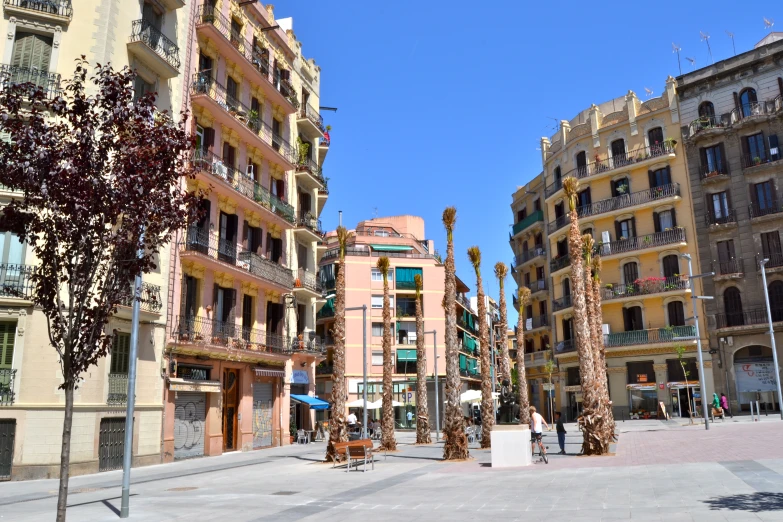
[253,400,273,448]
[174,400,205,451]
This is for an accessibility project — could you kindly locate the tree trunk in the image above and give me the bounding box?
[515,311,530,425]
[326,256,347,462]
[380,274,396,451]
[497,279,511,386]
[56,384,74,522]
[415,289,430,444]
[475,275,493,448]
[591,277,614,435]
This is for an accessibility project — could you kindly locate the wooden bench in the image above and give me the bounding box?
[332,439,376,472]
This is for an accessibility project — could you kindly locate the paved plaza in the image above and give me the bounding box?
[3,417,783,521]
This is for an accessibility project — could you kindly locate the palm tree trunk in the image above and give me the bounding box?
[497,275,511,386]
[474,274,494,448]
[515,308,530,425]
[326,238,348,462]
[380,268,397,451]
[590,273,615,450]
[56,383,74,522]
[415,279,430,444]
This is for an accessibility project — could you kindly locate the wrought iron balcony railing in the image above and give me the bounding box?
[552,294,572,312]
[183,227,294,289]
[0,64,61,99]
[192,150,295,223]
[107,373,128,405]
[294,268,321,293]
[513,245,545,266]
[512,210,544,236]
[555,338,575,354]
[525,279,547,293]
[700,161,730,179]
[296,212,324,237]
[731,99,782,124]
[118,282,162,313]
[130,19,181,70]
[316,362,333,375]
[296,156,325,183]
[749,200,783,219]
[705,209,737,226]
[687,116,727,138]
[0,263,36,299]
[716,308,782,329]
[712,259,744,276]
[545,142,675,198]
[456,293,472,312]
[299,103,325,133]
[758,253,783,270]
[4,0,72,18]
[526,314,549,329]
[596,227,686,257]
[550,254,570,273]
[0,368,15,405]
[603,325,696,348]
[602,276,688,301]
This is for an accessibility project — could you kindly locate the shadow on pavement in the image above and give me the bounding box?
[703,493,783,512]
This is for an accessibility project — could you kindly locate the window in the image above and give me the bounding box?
[649,166,672,188]
[242,295,253,339]
[744,133,767,164]
[567,366,580,386]
[396,296,415,316]
[371,351,383,366]
[616,218,635,240]
[230,18,242,45]
[562,318,573,341]
[611,139,626,163]
[554,165,562,183]
[556,239,567,257]
[709,192,730,221]
[372,322,383,337]
[654,209,676,232]
[243,221,262,254]
[648,127,664,148]
[371,295,394,309]
[133,76,154,102]
[525,339,534,353]
[0,231,24,265]
[110,333,130,374]
[525,305,533,320]
[698,101,715,119]
[623,262,638,285]
[769,281,783,321]
[396,353,417,374]
[371,268,384,281]
[397,321,416,345]
[265,234,283,263]
[717,240,736,274]
[700,144,726,175]
[752,181,775,215]
[662,255,679,278]
[626,361,655,384]
[739,88,758,117]
[222,142,236,169]
[583,227,593,238]
[182,275,198,319]
[576,151,587,175]
[534,199,541,212]
[668,301,685,326]
[12,31,53,73]
[562,278,571,296]
[761,231,782,259]
[554,201,564,219]
[612,177,629,197]
[395,267,421,290]
[667,358,698,382]
[724,287,743,327]
[218,211,238,262]
[577,188,591,208]
[539,301,547,317]
[623,306,644,331]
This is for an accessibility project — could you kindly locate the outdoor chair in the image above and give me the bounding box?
[466,426,476,443]
[296,429,308,444]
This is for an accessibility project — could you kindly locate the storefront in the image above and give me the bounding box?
[168,368,221,460]
[626,361,657,419]
[666,357,700,417]
[734,352,778,412]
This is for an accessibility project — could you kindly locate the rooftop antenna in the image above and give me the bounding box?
[644,87,653,98]
[764,17,775,31]
[700,31,713,64]
[339,210,342,227]
[726,30,736,56]
[686,57,696,69]
[672,43,682,75]
[373,207,378,219]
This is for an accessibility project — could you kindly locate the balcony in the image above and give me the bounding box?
[741,150,782,173]
[526,350,551,368]
[604,325,696,348]
[0,368,15,405]
[195,6,298,112]
[294,212,324,242]
[552,294,572,312]
[295,156,326,189]
[182,227,293,291]
[550,254,570,273]
[192,150,295,225]
[716,308,782,330]
[731,99,783,127]
[705,209,737,228]
[190,74,296,168]
[758,253,783,272]
[602,276,689,302]
[555,338,575,354]
[712,259,744,280]
[596,228,686,259]
[700,161,730,182]
[548,183,681,235]
[545,142,676,199]
[524,314,550,331]
[118,282,162,314]
[513,245,545,267]
[297,103,325,139]
[749,201,783,221]
[316,362,333,375]
[319,134,330,163]
[174,315,326,357]
[512,210,544,237]
[127,20,180,79]
[0,64,61,99]
[456,293,473,312]
[525,279,548,294]
[294,268,322,298]
[0,263,36,302]
[107,373,128,405]
[687,116,728,140]
[3,0,71,23]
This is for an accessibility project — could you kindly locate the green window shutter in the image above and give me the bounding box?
[0,323,16,368]
[111,333,131,374]
[459,354,467,370]
[12,32,52,71]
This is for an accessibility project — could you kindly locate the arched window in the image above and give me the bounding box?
[554,165,562,184]
[769,280,783,322]
[623,262,638,286]
[662,255,679,278]
[668,301,685,326]
[611,139,627,166]
[724,287,744,327]
[623,306,644,331]
[740,88,758,117]
[576,151,587,176]
[698,101,715,119]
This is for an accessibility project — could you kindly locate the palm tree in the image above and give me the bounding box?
[377,256,397,451]
[583,234,598,383]
[468,246,493,448]
[562,177,600,455]
[515,286,531,425]
[442,207,468,460]
[590,255,615,438]
[326,226,350,462]
[494,262,511,386]
[414,273,431,444]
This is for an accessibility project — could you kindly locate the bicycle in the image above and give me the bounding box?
[531,432,548,464]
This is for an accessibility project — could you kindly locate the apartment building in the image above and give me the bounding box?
[509,173,557,416]
[540,79,712,421]
[163,3,329,461]
[0,0,188,480]
[676,35,783,413]
[315,216,482,429]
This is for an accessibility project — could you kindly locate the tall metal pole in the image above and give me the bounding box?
[120,272,142,518]
[423,330,439,440]
[361,305,368,437]
[758,260,783,419]
[683,254,710,430]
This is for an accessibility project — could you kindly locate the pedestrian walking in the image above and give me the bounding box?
[555,411,566,455]
[720,393,731,417]
[406,410,414,428]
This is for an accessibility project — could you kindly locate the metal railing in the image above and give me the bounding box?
[705,209,737,226]
[118,282,162,313]
[544,142,675,198]
[0,263,36,299]
[716,308,781,329]
[604,325,696,348]
[758,253,783,270]
[107,373,128,405]
[528,315,549,329]
[294,268,321,293]
[396,301,418,317]
[316,363,333,375]
[183,227,294,289]
[550,254,570,273]
[687,116,727,138]
[195,5,299,108]
[700,161,730,179]
[296,156,326,184]
[192,150,295,223]
[190,72,297,164]
[749,201,783,219]
[512,210,544,236]
[129,19,180,70]
[712,259,744,276]
[742,150,780,170]
[602,276,688,301]
[513,246,545,266]
[0,368,15,405]
[548,183,681,234]
[296,212,323,237]
[555,339,575,354]
[0,64,61,99]
[298,103,325,133]
[4,0,72,18]
[525,279,547,293]
[552,294,572,312]
[596,227,686,257]
[175,315,325,354]
[731,100,779,124]
[456,293,472,312]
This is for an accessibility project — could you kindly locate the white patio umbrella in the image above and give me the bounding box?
[367,399,403,409]
[346,398,372,408]
[454,390,501,403]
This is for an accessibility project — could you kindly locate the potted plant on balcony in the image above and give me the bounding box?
[754,156,762,166]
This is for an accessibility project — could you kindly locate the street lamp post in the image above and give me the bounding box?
[423,330,439,441]
[758,259,783,419]
[345,305,368,438]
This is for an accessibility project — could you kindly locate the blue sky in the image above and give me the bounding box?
[286,1,779,324]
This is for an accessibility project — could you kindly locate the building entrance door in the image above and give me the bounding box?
[222,369,239,451]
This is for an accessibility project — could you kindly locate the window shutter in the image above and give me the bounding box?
[718,143,727,171]
[242,220,249,250]
[648,170,655,189]
[770,135,780,161]
[29,33,52,72]
[733,92,740,113]
[0,323,16,368]
[630,217,636,238]
[204,127,214,150]
[213,283,219,317]
[611,181,617,198]
[111,333,130,374]
[670,209,677,228]
[749,183,758,208]
[622,308,630,331]
[741,135,750,156]
[228,288,237,325]
[653,212,661,233]
[614,221,622,241]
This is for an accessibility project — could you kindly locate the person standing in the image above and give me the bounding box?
[555,411,567,455]
[720,393,731,417]
[406,410,414,428]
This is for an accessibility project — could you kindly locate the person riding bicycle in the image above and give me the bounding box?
[529,406,549,457]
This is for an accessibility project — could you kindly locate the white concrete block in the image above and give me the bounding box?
[491,424,532,468]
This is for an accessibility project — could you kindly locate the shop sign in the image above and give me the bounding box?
[542,383,555,391]
[291,370,309,384]
[168,378,221,393]
[735,362,777,393]
[637,374,648,383]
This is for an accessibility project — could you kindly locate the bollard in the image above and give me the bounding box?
[756,401,761,421]
[750,401,755,421]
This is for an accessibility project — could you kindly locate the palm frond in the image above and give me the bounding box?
[562,177,579,211]
[583,234,594,265]
[592,256,602,282]
[376,256,390,281]
[336,226,351,258]
[414,273,423,298]
[442,207,457,240]
[494,261,507,282]
[517,286,531,309]
[467,246,481,272]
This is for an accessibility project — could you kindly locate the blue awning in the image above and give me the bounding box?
[291,394,330,411]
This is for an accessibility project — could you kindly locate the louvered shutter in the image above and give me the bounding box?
[648,170,655,189]
[653,212,661,233]
[671,209,677,227]
[0,323,16,368]
[203,127,215,151]
[614,221,622,241]
[630,217,636,238]
[110,333,130,374]
[718,143,727,172]
[733,92,740,113]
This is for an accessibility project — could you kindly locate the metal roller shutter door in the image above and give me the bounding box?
[252,383,274,448]
[174,391,206,460]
